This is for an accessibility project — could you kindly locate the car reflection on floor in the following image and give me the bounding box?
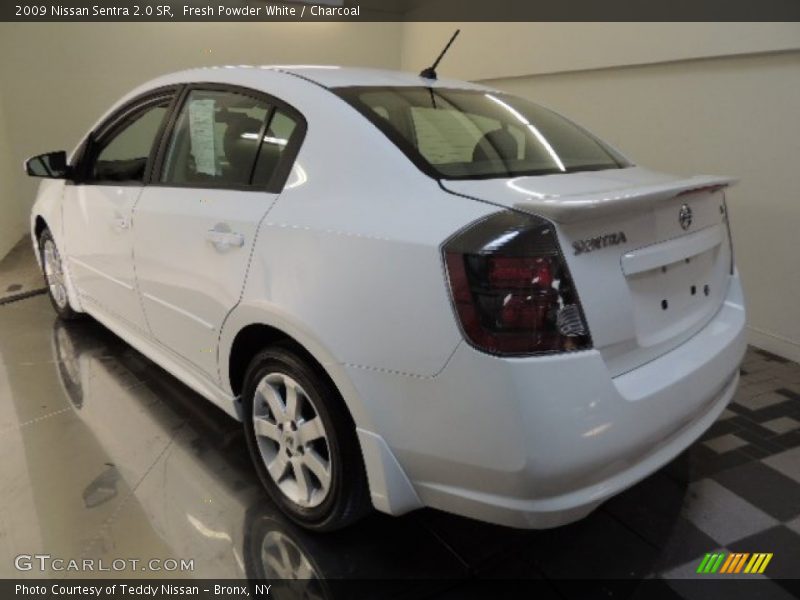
[0,297,697,594]
[6,297,799,599]
[44,313,467,588]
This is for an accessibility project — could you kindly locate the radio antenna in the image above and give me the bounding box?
[419,29,461,80]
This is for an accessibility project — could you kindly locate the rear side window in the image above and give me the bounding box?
[252,110,299,187]
[161,89,272,187]
[91,102,169,183]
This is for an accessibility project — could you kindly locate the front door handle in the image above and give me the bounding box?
[112,216,130,231]
[206,226,245,251]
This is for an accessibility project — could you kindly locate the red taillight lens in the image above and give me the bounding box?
[488,256,553,288]
[444,211,591,356]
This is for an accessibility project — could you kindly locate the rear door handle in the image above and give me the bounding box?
[112,216,130,230]
[206,227,245,251]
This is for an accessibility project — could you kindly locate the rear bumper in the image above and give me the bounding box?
[348,274,746,528]
[417,369,739,528]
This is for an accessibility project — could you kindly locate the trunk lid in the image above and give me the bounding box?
[443,167,735,376]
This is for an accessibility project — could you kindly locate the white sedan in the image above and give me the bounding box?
[27,65,746,531]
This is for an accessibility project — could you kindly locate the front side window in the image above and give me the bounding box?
[91,102,169,183]
[162,90,272,187]
[337,87,629,179]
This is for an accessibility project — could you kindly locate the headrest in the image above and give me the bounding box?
[223,115,263,163]
[472,127,519,163]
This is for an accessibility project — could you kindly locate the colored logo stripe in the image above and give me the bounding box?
[734,553,749,573]
[745,553,773,574]
[698,552,773,574]
[719,553,736,573]
[697,553,725,573]
[696,554,712,573]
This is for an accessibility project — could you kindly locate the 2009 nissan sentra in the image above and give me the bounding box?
[27,65,746,530]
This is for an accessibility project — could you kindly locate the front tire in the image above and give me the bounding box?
[39,229,81,320]
[242,345,370,531]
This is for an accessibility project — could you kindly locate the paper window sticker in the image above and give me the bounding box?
[188,99,217,176]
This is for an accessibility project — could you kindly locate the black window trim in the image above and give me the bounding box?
[334,85,442,181]
[149,82,308,194]
[73,85,182,187]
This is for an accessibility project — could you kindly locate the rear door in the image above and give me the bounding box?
[132,86,305,378]
[63,90,176,333]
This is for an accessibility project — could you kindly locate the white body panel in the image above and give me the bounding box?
[62,183,150,332]
[30,66,747,529]
[133,186,279,377]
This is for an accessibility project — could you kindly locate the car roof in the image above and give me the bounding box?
[145,65,492,92]
[274,65,490,90]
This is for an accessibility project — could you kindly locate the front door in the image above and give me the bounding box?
[133,87,303,378]
[62,92,175,333]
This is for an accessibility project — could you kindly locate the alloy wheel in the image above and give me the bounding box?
[260,530,320,582]
[252,373,332,508]
[43,238,68,310]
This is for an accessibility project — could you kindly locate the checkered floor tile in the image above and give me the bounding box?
[653,347,800,597]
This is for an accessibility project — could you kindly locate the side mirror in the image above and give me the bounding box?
[25,151,72,179]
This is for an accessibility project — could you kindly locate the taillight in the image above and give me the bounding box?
[721,193,735,275]
[443,211,591,356]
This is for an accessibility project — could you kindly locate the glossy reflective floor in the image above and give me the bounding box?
[0,238,43,303]
[2,296,800,598]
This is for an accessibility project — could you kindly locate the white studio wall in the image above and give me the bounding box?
[400,22,800,81]
[0,95,19,260]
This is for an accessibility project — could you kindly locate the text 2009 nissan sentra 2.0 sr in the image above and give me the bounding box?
[27,66,746,530]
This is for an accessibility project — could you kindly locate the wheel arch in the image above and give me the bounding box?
[220,305,371,428]
[31,215,49,270]
[228,322,296,398]
[221,309,422,516]
[34,215,48,240]
[31,204,84,314]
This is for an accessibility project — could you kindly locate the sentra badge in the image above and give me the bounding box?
[573,232,627,256]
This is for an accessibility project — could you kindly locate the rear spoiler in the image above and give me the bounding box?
[513,175,736,223]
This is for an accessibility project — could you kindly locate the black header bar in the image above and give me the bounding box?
[3,0,800,22]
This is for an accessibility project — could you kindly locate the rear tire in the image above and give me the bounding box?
[39,229,81,320]
[242,344,371,531]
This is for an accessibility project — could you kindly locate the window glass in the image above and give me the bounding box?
[92,103,168,182]
[371,106,390,120]
[252,110,299,187]
[409,108,525,165]
[162,90,271,187]
[337,87,629,179]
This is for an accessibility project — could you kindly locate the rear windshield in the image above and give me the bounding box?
[336,86,629,180]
